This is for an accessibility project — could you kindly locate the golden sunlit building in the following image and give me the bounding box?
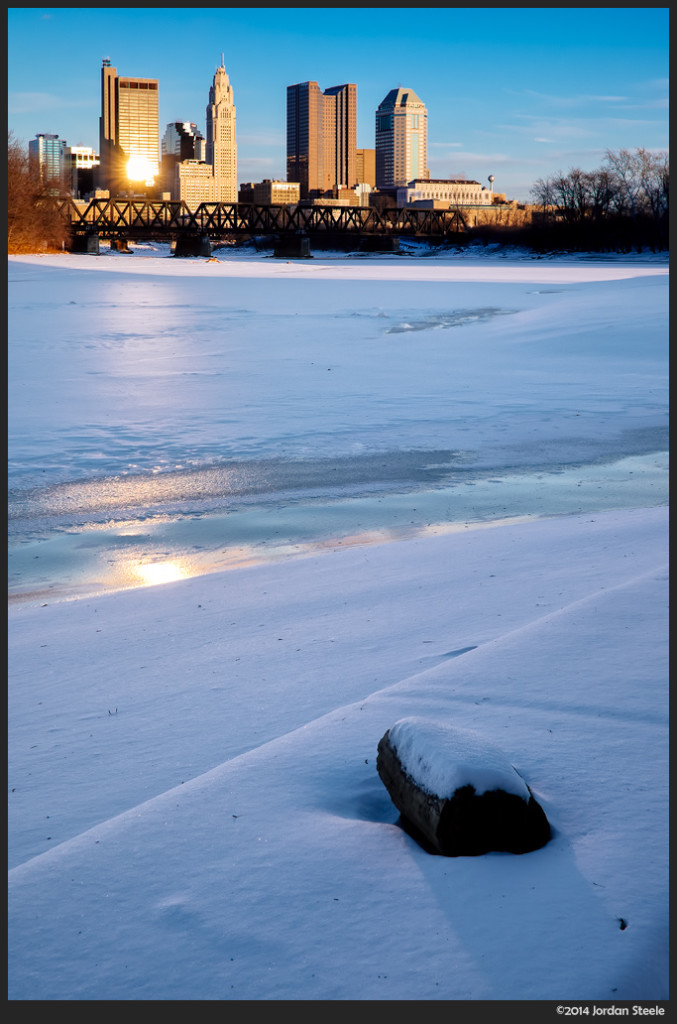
[98,59,159,195]
[356,148,376,187]
[175,160,217,209]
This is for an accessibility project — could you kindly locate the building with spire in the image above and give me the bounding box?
[375,87,428,190]
[206,56,237,203]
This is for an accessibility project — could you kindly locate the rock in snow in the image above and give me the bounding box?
[377,717,551,856]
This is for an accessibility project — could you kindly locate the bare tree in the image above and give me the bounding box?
[636,147,669,221]
[529,148,669,249]
[8,131,70,253]
[603,148,644,219]
[582,168,615,223]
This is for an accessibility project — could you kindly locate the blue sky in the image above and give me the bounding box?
[7,7,669,201]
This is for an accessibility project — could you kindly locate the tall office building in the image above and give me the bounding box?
[28,133,67,184]
[287,81,357,199]
[161,122,206,194]
[98,59,159,194]
[206,57,237,203]
[375,87,429,189]
[323,83,357,193]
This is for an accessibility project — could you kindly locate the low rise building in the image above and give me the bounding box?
[175,160,217,209]
[398,178,493,207]
[252,179,300,205]
[356,148,376,187]
[65,146,99,198]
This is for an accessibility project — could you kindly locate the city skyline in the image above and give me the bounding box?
[8,7,669,203]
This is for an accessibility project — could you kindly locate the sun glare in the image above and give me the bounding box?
[133,561,189,586]
[126,155,156,185]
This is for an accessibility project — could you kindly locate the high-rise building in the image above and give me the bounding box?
[161,122,206,194]
[162,122,206,163]
[28,133,67,184]
[98,59,159,194]
[287,81,357,199]
[323,83,357,192]
[375,87,429,189]
[206,57,237,203]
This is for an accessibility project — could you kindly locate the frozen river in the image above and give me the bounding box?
[8,244,668,603]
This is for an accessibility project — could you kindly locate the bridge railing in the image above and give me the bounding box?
[57,198,467,239]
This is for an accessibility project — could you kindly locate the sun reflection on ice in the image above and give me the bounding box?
[132,560,189,587]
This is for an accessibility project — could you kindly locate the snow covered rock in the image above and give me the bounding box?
[377,718,551,856]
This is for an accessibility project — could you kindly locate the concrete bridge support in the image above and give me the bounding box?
[358,235,400,253]
[70,232,100,255]
[273,234,312,258]
[173,235,212,257]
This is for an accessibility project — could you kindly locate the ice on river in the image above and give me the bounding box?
[8,242,668,602]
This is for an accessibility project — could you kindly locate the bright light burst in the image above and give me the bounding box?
[126,155,156,184]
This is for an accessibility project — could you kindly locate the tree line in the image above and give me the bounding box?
[528,147,669,251]
[7,134,669,254]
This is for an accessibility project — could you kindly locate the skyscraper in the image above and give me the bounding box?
[287,81,357,199]
[98,59,159,194]
[323,83,357,193]
[206,57,237,203]
[28,133,67,184]
[161,122,205,195]
[375,87,429,190]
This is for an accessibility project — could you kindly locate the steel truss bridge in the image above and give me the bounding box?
[56,197,469,247]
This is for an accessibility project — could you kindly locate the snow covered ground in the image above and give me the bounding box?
[8,243,668,1001]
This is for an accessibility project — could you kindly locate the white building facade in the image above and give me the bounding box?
[397,178,493,207]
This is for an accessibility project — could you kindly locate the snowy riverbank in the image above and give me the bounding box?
[8,247,668,1001]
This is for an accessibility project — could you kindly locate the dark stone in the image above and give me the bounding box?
[377,726,551,857]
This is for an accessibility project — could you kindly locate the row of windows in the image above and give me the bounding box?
[119,80,158,90]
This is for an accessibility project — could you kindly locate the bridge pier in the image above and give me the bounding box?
[273,234,311,258]
[110,238,133,253]
[358,235,400,253]
[70,232,100,255]
[173,235,212,257]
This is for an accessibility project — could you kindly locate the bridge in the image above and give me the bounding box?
[55,196,470,254]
